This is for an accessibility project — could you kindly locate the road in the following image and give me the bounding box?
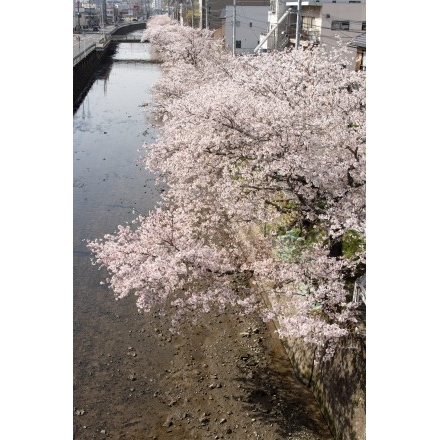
[73,23,147,59]
[73,29,111,58]
[73,26,118,59]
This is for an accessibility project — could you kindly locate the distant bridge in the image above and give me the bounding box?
[111,35,142,42]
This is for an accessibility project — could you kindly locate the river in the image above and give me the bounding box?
[73,34,333,440]
[73,36,174,438]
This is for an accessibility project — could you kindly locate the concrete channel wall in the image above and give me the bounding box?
[73,23,147,109]
[279,327,366,440]
[73,48,111,109]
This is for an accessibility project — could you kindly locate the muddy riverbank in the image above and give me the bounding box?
[73,259,333,439]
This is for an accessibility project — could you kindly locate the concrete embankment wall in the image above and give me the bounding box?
[279,327,366,440]
[73,47,113,109]
[246,228,366,439]
[73,23,147,108]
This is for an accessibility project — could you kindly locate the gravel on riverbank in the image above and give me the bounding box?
[74,274,334,440]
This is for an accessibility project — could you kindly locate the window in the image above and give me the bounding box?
[362,21,366,31]
[331,20,350,30]
[249,22,252,27]
[235,21,240,27]
[235,40,241,48]
[270,0,276,13]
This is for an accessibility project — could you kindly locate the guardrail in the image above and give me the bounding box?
[73,36,112,66]
[73,23,145,67]
[73,43,97,66]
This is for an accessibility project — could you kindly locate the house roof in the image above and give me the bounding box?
[348,32,366,49]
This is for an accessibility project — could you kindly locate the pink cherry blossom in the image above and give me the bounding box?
[88,16,366,360]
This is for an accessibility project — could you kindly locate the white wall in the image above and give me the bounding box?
[224,6,270,54]
[285,1,366,46]
[319,3,366,47]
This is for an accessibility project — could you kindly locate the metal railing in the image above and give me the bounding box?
[73,43,97,66]
[254,9,291,53]
[73,35,113,66]
[73,23,144,66]
[353,275,366,307]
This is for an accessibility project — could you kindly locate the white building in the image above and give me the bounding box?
[253,0,365,69]
[220,6,270,54]
[151,0,163,12]
[261,0,290,52]
[285,0,366,48]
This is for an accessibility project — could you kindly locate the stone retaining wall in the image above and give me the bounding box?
[279,329,366,440]
[244,227,366,439]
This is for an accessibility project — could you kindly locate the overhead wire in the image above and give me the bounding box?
[176,4,365,50]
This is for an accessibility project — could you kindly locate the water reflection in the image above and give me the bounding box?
[73,41,162,250]
[73,40,167,438]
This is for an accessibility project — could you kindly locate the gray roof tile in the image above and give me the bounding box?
[348,32,366,49]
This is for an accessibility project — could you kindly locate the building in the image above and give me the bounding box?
[199,0,270,30]
[285,0,366,49]
[348,31,366,71]
[254,0,295,52]
[220,5,270,54]
[74,2,102,32]
[151,0,164,13]
[252,0,365,69]
[74,1,148,30]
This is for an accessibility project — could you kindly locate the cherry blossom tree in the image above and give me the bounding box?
[141,15,227,115]
[88,16,366,360]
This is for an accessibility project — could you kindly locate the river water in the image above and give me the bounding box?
[73,37,175,438]
[73,35,333,440]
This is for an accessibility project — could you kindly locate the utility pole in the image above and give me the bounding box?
[232,0,236,55]
[77,1,81,32]
[101,0,105,28]
[205,0,208,29]
[180,1,183,25]
[295,0,302,49]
